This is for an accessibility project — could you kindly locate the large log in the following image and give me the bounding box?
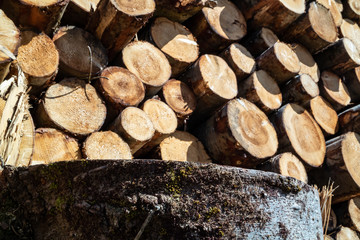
[241,27,279,58]
[336,226,360,240]
[185,0,247,53]
[338,104,360,134]
[270,103,326,167]
[292,43,320,82]
[0,160,323,239]
[0,0,70,34]
[343,67,360,102]
[340,19,360,53]
[154,0,206,22]
[86,0,155,59]
[316,0,343,27]
[343,0,360,23]
[62,0,100,28]
[195,98,278,168]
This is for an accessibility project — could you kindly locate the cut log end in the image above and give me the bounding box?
[300,74,319,97]
[316,0,343,27]
[349,196,360,231]
[223,43,256,77]
[342,132,360,187]
[274,42,300,74]
[261,27,279,47]
[309,2,338,43]
[344,37,360,65]
[310,96,338,135]
[336,226,360,240]
[18,111,35,167]
[321,71,351,108]
[21,0,59,6]
[0,10,19,63]
[277,152,308,183]
[279,0,306,14]
[293,44,320,82]
[340,19,360,58]
[112,0,155,16]
[349,0,360,15]
[83,131,132,160]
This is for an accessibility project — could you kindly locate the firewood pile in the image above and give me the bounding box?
[0,0,359,238]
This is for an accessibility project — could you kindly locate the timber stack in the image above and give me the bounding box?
[0,0,359,239]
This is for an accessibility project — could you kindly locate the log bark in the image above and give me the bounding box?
[0,159,324,239]
[154,0,207,22]
[0,10,20,83]
[148,17,199,77]
[270,103,326,167]
[237,70,282,114]
[30,128,81,165]
[343,0,360,23]
[180,54,237,126]
[314,38,360,75]
[257,152,308,183]
[219,43,256,81]
[82,131,132,160]
[338,104,360,134]
[240,27,279,58]
[194,98,278,168]
[17,33,59,94]
[281,74,319,107]
[336,226,360,240]
[36,78,107,138]
[281,2,337,54]
[122,41,171,97]
[0,0,70,35]
[53,26,108,79]
[343,66,360,102]
[340,19,360,53]
[333,197,360,232]
[316,0,343,27]
[62,0,100,28]
[257,41,300,85]
[108,107,155,154]
[319,71,351,111]
[292,43,320,82]
[86,0,155,59]
[185,0,247,54]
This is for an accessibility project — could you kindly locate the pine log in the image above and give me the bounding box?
[292,43,321,82]
[122,41,171,97]
[258,152,308,183]
[314,38,360,75]
[195,98,278,168]
[319,71,351,111]
[245,0,306,34]
[180,54,237,125]
[160,79,197,124]
[281,74,319,107]
[316,0,343,27]
[17,33,59,93]
[340,19,360,53]
[237,70,282,114]
[334,197,360,232]
[86,0,155,59]
[148,17,199,77]
[30,128,81,165]
[154,0,207,22]
[309,96,339,136]
[338,104,360,134]
[0,0,70,35]
[336,226,360,240]
[53,26,108,78]
[270,103,326,167]
[257,41,300,85]
[185,0,246,54]
[82,131,132,160]
[343,0,360,23]
[108,107,155,154]
[0,10,20,83]
[219,43,256,81]
[62,0,100,28]
[36,78,107,137]
[281,2,337,54]
[241,27,279,58]
[343,67,360,103]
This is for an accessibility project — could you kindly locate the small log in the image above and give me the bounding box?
[257,152,308,183]
[86,0,155,59]
[36,78,107,137]
[122,41,171,97]
[148,17,199,77]
[343,67,360,102]
[0,10,20,83]
[241,27,279,58]
[17,33,59,94]
[333,197,360,232]
[338,104,360,134]
[17,111,35,167]
[108,107,155,154]
[30,128,81,165]
[53,26,108,78]
[319,71,351,111]
[154,130,212,163]
[314,38,360,75]
[219,43,256,81]
[195,98,278,168]
[154,0,206,22]
[237,70,282,114]
[1,0,70,35]
[180,54,237,125]
[185,0,247,54]
[82,131,132,160]
[308,96,339,136]
[336,226,360,240]
[257,41,300,85]
[160,79,197,124]
[281,2,337,54]
[292,43,321,82]
[340,19,360,53]
[343,0,360,23]
[316,0,343,27]
[62,0,100,28]
[270,103,326,167]
[281,74,319,107]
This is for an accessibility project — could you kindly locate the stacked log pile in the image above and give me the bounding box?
[0,0,359,238]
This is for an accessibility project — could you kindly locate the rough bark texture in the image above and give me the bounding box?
[62,0,100,28]
[343,66,360,102]
[0,160,323,239]
[154,0,207,22]
[338,104,360,134]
